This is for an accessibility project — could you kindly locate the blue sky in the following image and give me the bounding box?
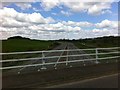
[0,1,119,40]
[6,2,118,22]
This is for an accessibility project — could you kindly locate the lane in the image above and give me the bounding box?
[47,74,118,88]
[2,62,118,88]
[3,42,68,75]
[64,43,95,67]
[2,42,118,88]
[3,42,96,75]
[53,43,87,68]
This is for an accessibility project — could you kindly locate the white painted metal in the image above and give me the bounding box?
[98,51,119,55]
[0,49,94,55]
[97,56,120,60]
[1,55,119,70]
[66,45,69,66]
[0,53,97,63]
[1,47,119,55]
[1,47,120,70]
[97,47,120,50]
[41,51,46,70]
[95,48,99,64]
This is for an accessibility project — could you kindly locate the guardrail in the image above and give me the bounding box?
[0,47,120,70]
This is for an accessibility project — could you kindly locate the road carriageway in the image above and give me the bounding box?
[1,43,119,75]
[1,43,119,88]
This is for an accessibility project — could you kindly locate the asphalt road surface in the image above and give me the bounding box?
[47,74,118,88]
[2,62,118,88]
[2,42,118,89]
[3,42,95,75]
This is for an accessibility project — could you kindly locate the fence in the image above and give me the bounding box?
[0,47,120,70]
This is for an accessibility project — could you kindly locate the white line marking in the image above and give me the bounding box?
[54,45,67,67]
[46,73,119,88]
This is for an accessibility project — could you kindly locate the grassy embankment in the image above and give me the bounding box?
[2,36,59,67]
[2,38,59,53]
[72,36,120,63]
[73,36,119,49]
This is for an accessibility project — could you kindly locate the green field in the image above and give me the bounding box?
[72,36,119,63]
[2,36,59,60]
[72,36,119,57]
[73,36,119,49]
[2,37,60,67]
[2,37,59,53]
[2,36,119,62]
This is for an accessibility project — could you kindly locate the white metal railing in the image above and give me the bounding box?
[0,47,120,70]
[1,47,119,55]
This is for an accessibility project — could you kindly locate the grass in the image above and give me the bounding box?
[72,36,119,63]
[2,38,60,67]
[2,36,119,67]
[73,36,119,49]
[2,39,59,53]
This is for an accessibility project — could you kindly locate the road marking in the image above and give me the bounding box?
[54,45,67,67]
[46,73,118,88]
[18,43,68,73]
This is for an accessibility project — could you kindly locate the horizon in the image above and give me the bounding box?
[2,35,119,41]
[0,0,119,40]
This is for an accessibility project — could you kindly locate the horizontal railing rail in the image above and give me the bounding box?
[1,53,97,63]
[1,47,119,55]
[1,51,119,63]
[1,56,120,70]
[0,48,95,55]
[1,47,120,70]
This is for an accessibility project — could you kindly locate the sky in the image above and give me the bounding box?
[0,0,119,40]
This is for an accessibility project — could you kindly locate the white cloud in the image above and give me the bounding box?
[40,0,60,11]
[95,19,118,29]
[1,1,115,16]
[0,7,55,27]
[60,10,72,16]
[92,28,118,37]
[40,0,113,15]
[0,7,118,40]
[15,3,32,10]
[33,7,42,12]
[62,21,93,27]
[102,10,112,14]
[1,2,33,10]
[51,12,57,15]
[88,2,111,15]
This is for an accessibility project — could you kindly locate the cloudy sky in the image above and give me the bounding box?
[0,0,119,40]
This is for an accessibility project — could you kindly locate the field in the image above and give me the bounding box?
[2,36,119,88]
[2,36,119,53]
[2,37,59,53]
[71,36,120,63]
[1,36,119,67]
[73,36,119,49]
[2,37,59,62]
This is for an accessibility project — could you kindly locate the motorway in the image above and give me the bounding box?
[47,74,118,88]
[2,42,119,88]
[3,42,95,75]
[2,62,118,88]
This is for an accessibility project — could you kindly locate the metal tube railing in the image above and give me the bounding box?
[1,47,120,70]
[1,51,119,63]
[1,47,119,55]
[1,53,98,63]
[1,55,119,70]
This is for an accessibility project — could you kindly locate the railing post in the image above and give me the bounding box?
[41,51,47,70]
[95,48,99,64]
[66,46,69,66]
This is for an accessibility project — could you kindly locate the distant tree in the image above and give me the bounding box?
[8,36,30,40]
